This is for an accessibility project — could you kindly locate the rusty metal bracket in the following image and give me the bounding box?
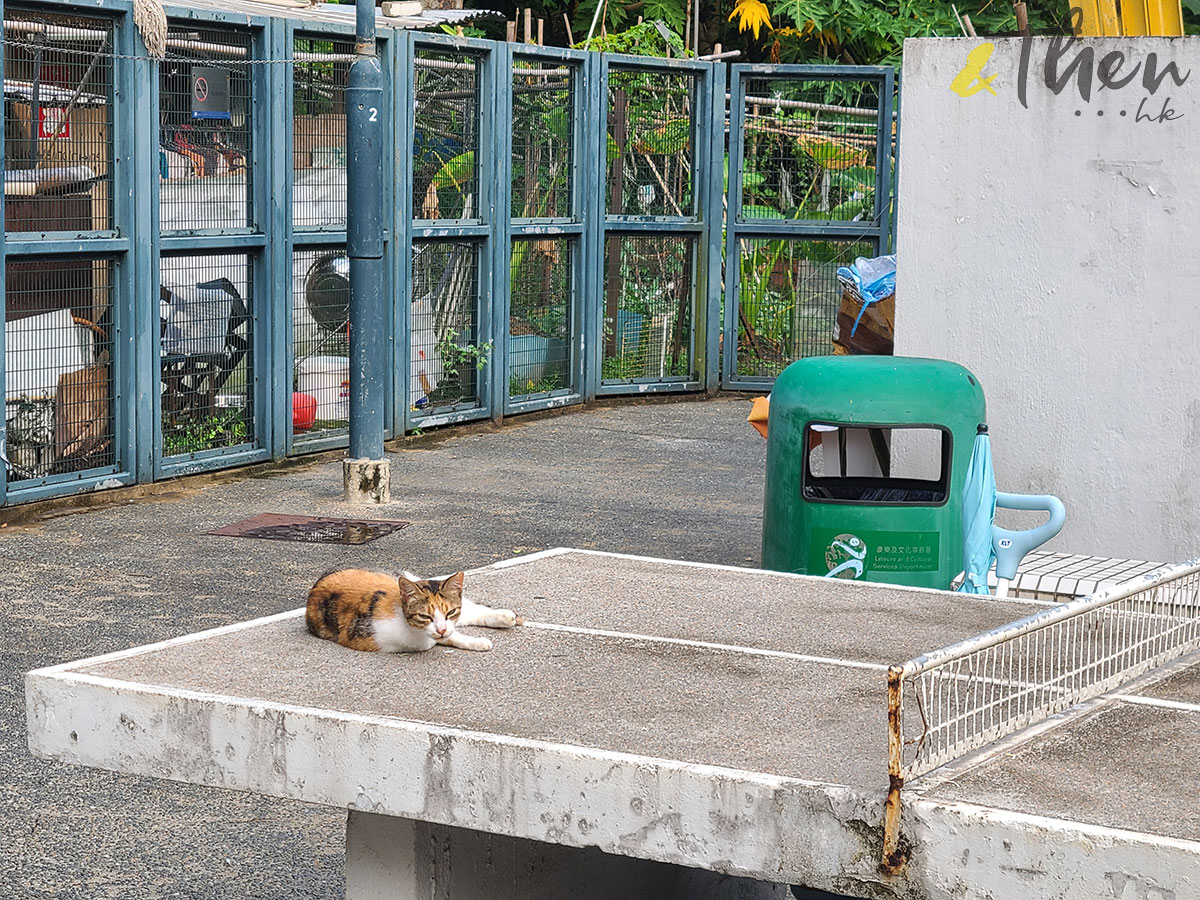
[881,664,907,874]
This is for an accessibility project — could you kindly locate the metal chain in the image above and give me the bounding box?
[2,36,356,64]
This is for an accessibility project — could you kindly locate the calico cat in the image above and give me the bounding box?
[306,568,520,653]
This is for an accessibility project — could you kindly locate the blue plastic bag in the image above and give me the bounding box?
[836,255,896,336]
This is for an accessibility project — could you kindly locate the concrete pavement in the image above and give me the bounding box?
[2,397,766,899]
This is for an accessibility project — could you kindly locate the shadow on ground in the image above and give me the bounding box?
[1,398,766,900]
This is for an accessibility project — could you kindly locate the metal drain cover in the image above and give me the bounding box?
[207,513,409,545]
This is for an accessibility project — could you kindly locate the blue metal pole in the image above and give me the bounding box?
[347,0,386,462]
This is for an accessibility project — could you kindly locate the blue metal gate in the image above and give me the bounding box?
[499,42,589,415]
[399,33,498,431]
[395,36,725,428]
[0,0,897,510]
[594,55,723,397]
[723,64,896,389]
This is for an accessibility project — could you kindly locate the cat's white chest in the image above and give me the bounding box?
[372,613,435,653]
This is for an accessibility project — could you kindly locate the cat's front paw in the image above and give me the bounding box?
[438,632,493,652]
[486,609,519,629]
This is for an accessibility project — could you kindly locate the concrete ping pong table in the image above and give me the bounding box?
[26,549,1200,899]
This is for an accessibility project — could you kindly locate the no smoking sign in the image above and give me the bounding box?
[191,66,231,121]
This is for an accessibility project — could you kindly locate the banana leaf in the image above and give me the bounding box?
[431,151,475,190]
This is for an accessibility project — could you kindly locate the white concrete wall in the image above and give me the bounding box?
[897,36,1200,562]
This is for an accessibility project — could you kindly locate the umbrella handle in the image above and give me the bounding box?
[992,492,1067,584]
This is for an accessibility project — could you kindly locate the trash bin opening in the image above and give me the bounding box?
[800,423,951,506]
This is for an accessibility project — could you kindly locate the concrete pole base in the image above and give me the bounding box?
[343,457,391,504]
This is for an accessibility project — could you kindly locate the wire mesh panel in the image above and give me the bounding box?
[413,49,480,222]
[159,254,255,457]
[2,8,114,233]
[725,67,894,390]
[159,26,253,232]
[739,78,882,223]
[411,241,485,417]
[511,57,573,220]
[293,35,351,229]
[4,258,115,482]
[606,67,696,217]
[509,238,571,400]
[293,248,349,436]
[735,237,873,379]
[602,235,694,383]
[893,563,1200,781]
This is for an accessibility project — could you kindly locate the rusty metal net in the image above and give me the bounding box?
[411,240,484,417]
[414,49,480,222]
[5,257,115,482]
[510,237,571,400]
[292,248,349,436]
[3,7,115,233]
[293,34,351,229]
[602,234,694,383]
[159,253,254,457]
[511,56,574,221]
[735,236,874,379]
[159,26,253,231]
[739,78,881,224]
[606,67,695,217]
[892,562,1200,781]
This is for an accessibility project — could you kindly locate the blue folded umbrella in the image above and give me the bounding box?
[958,426,997,595]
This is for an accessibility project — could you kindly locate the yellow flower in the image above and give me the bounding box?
[728,0,773,39]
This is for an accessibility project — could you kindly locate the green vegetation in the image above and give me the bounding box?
[437,329,493,373]
[510,372,566,397]
[163,410,249,456]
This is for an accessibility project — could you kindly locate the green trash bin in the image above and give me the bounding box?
[761,356,986,590]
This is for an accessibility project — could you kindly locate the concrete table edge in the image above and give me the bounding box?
[25,662,890,886]
[24,548,1200,899]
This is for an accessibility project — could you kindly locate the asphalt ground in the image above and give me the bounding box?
[2,397,766,900]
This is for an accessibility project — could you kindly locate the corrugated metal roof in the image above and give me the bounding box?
[166,0,500,32]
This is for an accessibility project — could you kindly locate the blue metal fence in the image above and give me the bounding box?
[0,0,896,509]
[723,64,896,389]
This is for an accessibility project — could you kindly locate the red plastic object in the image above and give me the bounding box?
[293,392,317,430]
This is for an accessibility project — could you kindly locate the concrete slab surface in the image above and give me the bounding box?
[26,549,1200,900]
[67,551,1048,790]
[1142,661,1200,706]
[3,398,773,900]
[10,399,1200,899]
[927,697,1200,842]
[76,611,895,787]
[463,551,1046,663]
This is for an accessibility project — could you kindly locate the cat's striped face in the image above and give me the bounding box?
[398,572,464,640]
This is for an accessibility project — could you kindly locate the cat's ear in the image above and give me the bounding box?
[397,576,422,603]
[441,571,465,602]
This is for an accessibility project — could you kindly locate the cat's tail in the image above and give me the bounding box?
[305,604,332,639]
[306,580,338,640]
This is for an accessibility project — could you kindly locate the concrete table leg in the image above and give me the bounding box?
[346,811,419,900]
[344,811,790,900]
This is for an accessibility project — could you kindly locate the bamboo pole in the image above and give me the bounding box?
[1014,2,1029,33]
